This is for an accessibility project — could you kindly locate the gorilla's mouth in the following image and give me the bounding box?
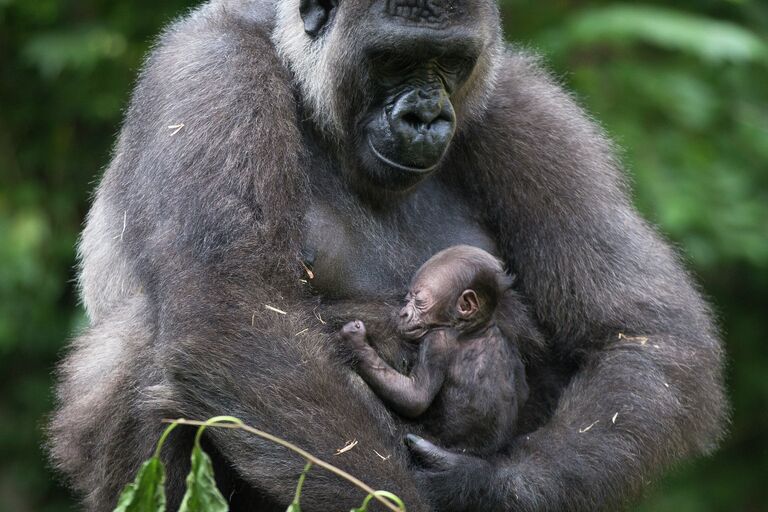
[362,85,456,182]
[367,137,440,174]
[401,325,428,340]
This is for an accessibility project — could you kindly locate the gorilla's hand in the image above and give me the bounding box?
[405,434,496,512]
[341,320,369,351]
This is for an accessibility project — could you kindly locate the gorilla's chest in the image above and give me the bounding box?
[302,181,497,299]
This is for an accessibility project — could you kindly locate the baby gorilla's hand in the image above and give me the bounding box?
[340,320,368,350]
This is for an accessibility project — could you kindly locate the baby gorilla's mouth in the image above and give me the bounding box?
[401,325,428,340]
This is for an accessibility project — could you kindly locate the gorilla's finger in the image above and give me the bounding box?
[405,434,456,468]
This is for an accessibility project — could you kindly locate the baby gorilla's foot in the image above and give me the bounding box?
[341,320,368,349]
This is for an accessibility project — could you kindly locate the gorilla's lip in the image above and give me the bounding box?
[367,138,441,174]
[401,326,428,339]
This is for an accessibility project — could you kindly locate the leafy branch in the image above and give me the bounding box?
[113,416,406,512]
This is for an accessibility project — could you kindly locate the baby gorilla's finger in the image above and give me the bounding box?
[341,320,366,335]
[340,320,368,351]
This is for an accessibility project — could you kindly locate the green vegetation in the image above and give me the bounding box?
[1,1,766,510]
[113,417,405,512]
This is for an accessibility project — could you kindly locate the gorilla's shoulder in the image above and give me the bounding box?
[108,0,301,227]
[134,0,287,100]
[492,47,577,111]
[163,0,277,39]
[119,0,296,152]
[486,46,613,152]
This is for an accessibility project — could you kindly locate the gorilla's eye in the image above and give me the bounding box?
[438,56,470,73]
[435,55,476,93]
[378,54,417,77]
[413,292,429,309]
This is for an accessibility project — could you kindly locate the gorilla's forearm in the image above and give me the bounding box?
[414,329,725,512]
[353,342,444,420]
[488,336,722,511]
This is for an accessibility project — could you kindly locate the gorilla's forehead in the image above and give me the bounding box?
[347,0,492,60]
[383,0,466,25]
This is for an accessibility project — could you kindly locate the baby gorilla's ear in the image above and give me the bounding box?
[456,289,479,318]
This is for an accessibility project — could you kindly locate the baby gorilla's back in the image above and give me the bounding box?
[423,325,528,455]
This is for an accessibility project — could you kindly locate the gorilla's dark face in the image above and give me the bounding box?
[357,34,481,191]
[282,0,501,192]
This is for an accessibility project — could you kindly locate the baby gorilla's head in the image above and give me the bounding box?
[398,245,514,339]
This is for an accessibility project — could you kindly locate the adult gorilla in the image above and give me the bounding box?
[50,0,726,510]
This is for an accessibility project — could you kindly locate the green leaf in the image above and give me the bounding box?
[548,4,768,64]
[22,25,127,78]
[113,457,166,512]
[286,504,301,512]
[178,443,229,512]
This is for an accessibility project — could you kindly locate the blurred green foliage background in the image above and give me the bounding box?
[0,0,766,510]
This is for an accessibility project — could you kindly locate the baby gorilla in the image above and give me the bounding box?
[341,245,529,456]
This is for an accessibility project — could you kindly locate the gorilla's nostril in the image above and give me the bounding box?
[403,112,423,129]
[400,108,444,132]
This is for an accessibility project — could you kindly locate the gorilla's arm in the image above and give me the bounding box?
[60,6,428,511]
[342,326,449,419]
[418,52,727,511]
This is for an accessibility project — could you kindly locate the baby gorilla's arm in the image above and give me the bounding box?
[340,321,450,418]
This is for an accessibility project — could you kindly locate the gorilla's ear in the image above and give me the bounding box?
[456,289,480,318]
[299,0,337,37]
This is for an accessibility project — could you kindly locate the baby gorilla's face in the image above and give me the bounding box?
[397,276,482,340]
[398,283,443,339]
[398,245,505,340]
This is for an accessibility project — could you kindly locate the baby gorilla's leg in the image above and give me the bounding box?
[341,320,368,350]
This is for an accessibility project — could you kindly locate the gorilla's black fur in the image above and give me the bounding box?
[49,0,727,510]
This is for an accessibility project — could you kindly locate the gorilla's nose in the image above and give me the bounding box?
[401,89,444,128]
[388,87,456,168]
[391,88,453,134]
[399,306,412,321]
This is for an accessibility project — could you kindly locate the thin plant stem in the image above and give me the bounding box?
[193,416,244,447]
[292,462,313,505]
[162,418,404,512]
[360,491,406,511]
[153,422,179,459]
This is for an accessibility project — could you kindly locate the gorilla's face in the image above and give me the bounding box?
[356,36,480,191]
[275,0,502,193]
